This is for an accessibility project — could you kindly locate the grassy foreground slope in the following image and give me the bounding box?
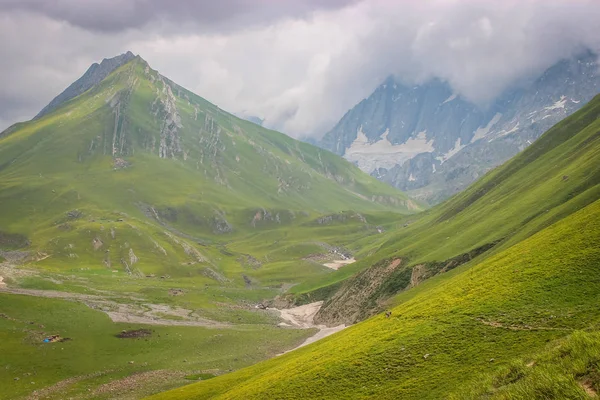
[151,195,600,400]
[151,97,600,398]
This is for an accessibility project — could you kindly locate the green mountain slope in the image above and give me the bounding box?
[151,96,600,398]
[0,54,419,276]
[289,92,600,324]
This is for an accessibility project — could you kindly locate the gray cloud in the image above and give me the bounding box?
[0,0,357,32]
[1,0,599,138]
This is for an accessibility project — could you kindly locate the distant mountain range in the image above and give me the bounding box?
[320,50,600,204]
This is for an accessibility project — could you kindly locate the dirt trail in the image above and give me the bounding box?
[272,301,346,353]
[323,258,356,270]
[0,287,229,328]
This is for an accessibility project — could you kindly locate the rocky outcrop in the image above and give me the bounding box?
[314,241,500,326]
[128,248,138,265]
[212,211,233,234]
[164,231,206,262]
[92,237,103,251]
[314,258,404,327]
[202,267,229,283]
[106,66,138,157]
[154,77,183,159]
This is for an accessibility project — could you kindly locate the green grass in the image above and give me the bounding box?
[0,293,313,400]
[151,195,600,399]
[2,55,600,399]
[150,95,600,398]
[452,331,600,399]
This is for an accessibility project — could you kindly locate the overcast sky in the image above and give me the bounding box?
[1,0,599,137]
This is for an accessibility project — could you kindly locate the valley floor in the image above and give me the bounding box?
[0,260,320,400]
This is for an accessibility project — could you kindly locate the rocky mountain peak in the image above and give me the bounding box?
[319,50,600,204]
[34,51,137,119]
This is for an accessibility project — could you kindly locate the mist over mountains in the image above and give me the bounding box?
[320,51,600,203]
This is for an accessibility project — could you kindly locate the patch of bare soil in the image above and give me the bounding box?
[0,261,37,281]
[579,379,598,397]
[89,370,188,399]
[323,258,356,270]
[25,371,107,400]
[117,329,152,339]
[410,264,427,287]
[272,301,346,354]
[313,258,403,326]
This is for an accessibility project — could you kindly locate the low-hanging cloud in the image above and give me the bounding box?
[1,0,599,137]
[0,0,357,32]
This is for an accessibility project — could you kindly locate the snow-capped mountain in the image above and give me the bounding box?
[320,51,600,204]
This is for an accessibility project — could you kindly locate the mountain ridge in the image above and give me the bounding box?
[34,51,136,120]
[320,50,600,204]
[0,53,420,276]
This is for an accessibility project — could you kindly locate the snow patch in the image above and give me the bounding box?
[344,127,435,173]
[497,122,520,137]
[442,93,458,104]
[544,95,567,111]
[436,138,466,164]
[472,113,502,142]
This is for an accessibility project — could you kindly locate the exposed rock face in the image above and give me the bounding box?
[92,237,103,250]
[202,267,229,283]
[154,77,183,159]
[314,241,500,326]
[106,66,138,157]
[164,231,205,262]
[314,258,404,327]
[320,51,600,204]
[128,248,138,265]
[35,51,135,119]
[212,211,233,234]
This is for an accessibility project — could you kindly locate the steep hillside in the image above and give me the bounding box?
[34,51,136,119]
[289,92,600,326]
[320,51,600,204]
[152,92,600,399]
[153,199,600,399]
[0,52,419,275]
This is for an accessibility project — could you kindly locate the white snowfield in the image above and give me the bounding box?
[342,93,578,175]
[344,127,434,173]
